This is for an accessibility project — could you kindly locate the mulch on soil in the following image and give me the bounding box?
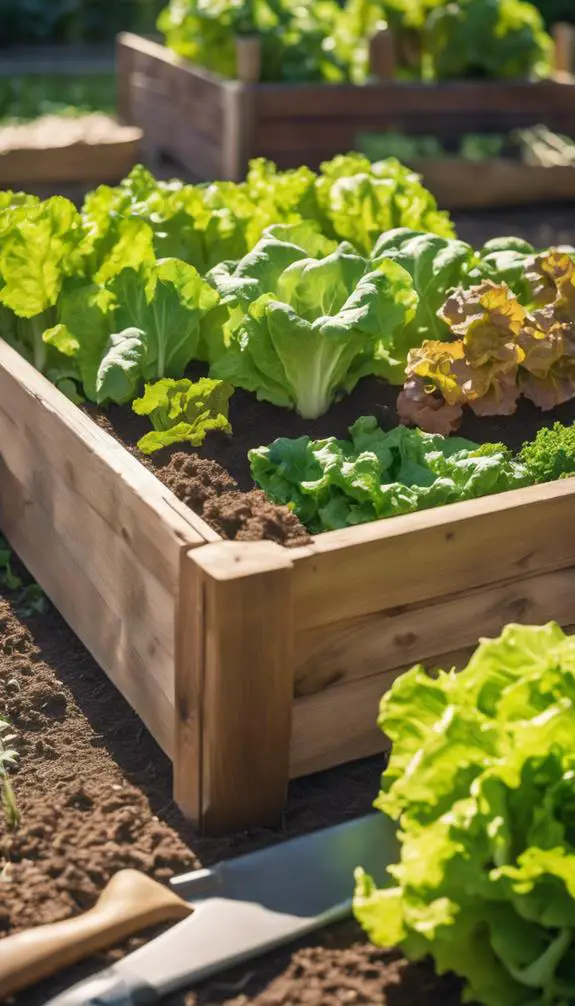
[0,587,462,1005]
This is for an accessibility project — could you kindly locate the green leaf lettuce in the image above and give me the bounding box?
[133,376,233,453]
[354,622,575,1006]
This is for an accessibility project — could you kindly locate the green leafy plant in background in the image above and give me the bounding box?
[0,717,18,829]
[0,74,116,124]
[519,421,575,482]
[249,416,527,531]
[358,130,506,163]
[0,534,47,616]
[158,0,348,82]
[354,622,575,1006]
[425,0,552,80]
[314,154,455,254]
[158,0,553,82]
[0,535,21,591]
[133,376,233,452]
[207,230,418,417]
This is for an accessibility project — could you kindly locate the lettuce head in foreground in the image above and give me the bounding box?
[354,622,575,1006]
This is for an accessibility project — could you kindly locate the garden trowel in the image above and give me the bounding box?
[1,813,396,1005]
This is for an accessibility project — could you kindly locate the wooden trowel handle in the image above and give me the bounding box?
[0,869,193,1000]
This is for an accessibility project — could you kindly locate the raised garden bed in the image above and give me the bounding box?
[410,156,575,210]
[117,31,575,182]
[0,114,142,188]
[4,335,575,835]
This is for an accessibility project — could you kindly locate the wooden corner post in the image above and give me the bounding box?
[175,541,295,834]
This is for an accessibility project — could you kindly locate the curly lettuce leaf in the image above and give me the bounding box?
[249,416,527,532]
[354,622,575,1006]
[132,376,233,453]
[372,228,480,355]
[398,277,575,432]
[95,258,219,403]
[315,154,454,255]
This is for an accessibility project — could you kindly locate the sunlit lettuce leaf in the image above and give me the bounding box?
[133,376,233,453]
[354,622,575,1006]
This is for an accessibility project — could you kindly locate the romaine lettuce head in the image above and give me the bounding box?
[354,622,575,1006]
[44,257,219,405]
[207,234,417,418]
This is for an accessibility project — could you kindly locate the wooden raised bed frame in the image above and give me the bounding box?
[3,338,575,833]
[117,29,575,182]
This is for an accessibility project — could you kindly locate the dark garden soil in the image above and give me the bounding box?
[91,369,575,546]
[0,584,463,1006]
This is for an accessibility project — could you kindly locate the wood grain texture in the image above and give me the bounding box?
[175,541,295,833]
[290,646,471,777]
[554,23,575,75]
[294,566,575,697]
[0,341,211,754]
[254,78,575,119]
[291,480,575,632]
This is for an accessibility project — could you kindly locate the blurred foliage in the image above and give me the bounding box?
[0,0,164,45]
[0,74,116,121]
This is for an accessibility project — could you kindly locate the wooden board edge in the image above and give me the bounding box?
[116,32,231,88]
[290,477,575,561]
[0,340,212,550]
[174,540,294,832]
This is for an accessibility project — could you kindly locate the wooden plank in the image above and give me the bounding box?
[175,541,294,833]
[0,342,212,585]
[290,646,471,777]
[414,158,575,211]
[294,566,575,697]
[129,70,224,141]
[0,342,215,755]
[0,132,141,188]
[116,34,136,124]
[291,479,575,632]
[252,109,575,155]
[254,79,575,120]
[0,461,174,755]
[118,33,227,91]
[1,421,176,684]
[129,77,221,178]
[554,23,575,75]
[221,82,255,181]
[292,622,575,777]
